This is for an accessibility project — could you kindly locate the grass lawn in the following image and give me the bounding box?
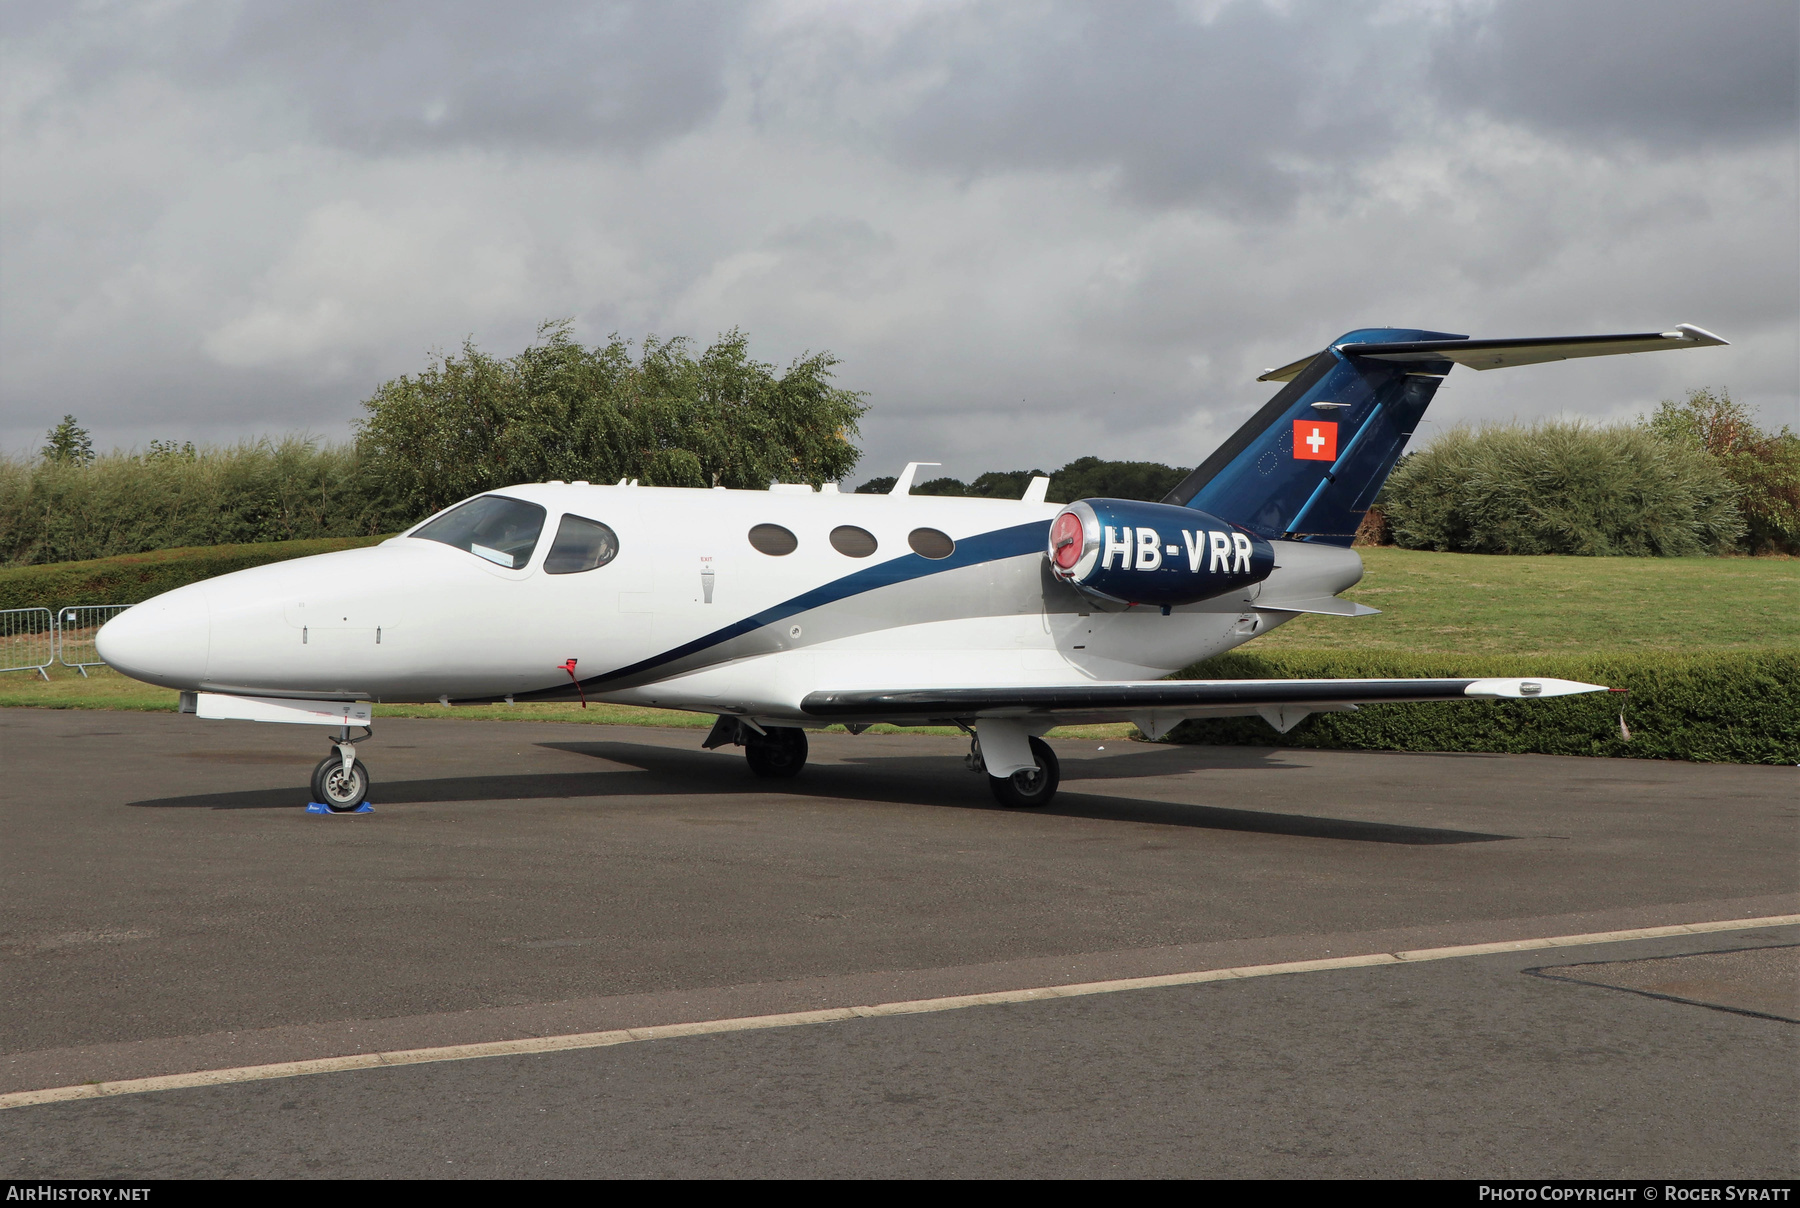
[2,547,1791,732]
[1259,547,1799,656]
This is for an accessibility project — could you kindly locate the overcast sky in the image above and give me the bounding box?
[3,0,1795,483]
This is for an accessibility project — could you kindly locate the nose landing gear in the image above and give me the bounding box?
[311,726,373,811]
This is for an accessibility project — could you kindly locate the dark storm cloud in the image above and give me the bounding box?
[870,0,1411,213]
[0,0,1792,464]
[22,0,741,155]
[1430,0,1800,149]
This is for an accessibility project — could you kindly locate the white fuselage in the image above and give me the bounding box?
[96,483,1365,725]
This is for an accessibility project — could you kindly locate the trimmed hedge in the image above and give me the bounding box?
[1382,421,1743,556]
[0,535,388,612]
[1165,649,1799,765]
[0,440,387,566]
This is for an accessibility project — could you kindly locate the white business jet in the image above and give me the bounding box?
[97,324,1727,810]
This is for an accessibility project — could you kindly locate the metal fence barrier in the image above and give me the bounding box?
[0,608,58,681]
[57,604,132,676]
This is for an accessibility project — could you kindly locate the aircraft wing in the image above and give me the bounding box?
[800,676,1608,729]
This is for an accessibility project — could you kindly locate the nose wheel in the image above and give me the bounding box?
[311,754,370,810]
[311,726,373,811]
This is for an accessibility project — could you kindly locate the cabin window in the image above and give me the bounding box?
[908,527,955,559]
[748,523,798,556]
[829,525,878,558]
[544,514,620,574]
[413,495,547,569]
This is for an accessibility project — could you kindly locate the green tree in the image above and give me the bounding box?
[968,469,1047,498]
[855,460,1183,502]
[1045,457,1188,504]
[41,415,94,466]
[355,322,868,520]
[1646,387,1800,554]
[642,448,705,488]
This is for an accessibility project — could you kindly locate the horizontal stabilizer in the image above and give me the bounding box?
[1257,597,1380,617]
[1256,324,1726,382]
[1340,324,1727,372]
[801,676,1605,723]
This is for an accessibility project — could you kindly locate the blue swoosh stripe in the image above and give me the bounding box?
[580,519,1048,690]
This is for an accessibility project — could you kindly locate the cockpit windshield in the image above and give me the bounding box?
[411,495,547,569]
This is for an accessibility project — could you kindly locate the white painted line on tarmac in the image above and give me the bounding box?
[5,913,1795,1111]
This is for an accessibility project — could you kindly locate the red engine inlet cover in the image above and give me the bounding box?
[1050,511,1084,570]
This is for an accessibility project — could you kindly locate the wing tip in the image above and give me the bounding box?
[1672,323,1730,347]
[1463,677,1609,700]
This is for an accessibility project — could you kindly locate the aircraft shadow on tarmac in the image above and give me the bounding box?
[127,742,1510,846]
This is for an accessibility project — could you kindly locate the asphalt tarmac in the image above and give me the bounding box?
[2,709,1795,1178]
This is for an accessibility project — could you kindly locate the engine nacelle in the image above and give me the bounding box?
[1047,498,1274,607]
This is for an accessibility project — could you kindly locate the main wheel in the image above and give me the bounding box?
[311,754,370,811]
[745,727,808,778]
[988,736,1059,808]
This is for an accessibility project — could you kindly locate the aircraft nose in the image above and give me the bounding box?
[96,586,211,688]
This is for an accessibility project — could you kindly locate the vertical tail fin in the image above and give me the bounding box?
[1162,328,1461,545]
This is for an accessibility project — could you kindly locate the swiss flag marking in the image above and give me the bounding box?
[1294,419,1337,461]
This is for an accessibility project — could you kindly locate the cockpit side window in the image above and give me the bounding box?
[412,495,548,569]
[544,514,620,574]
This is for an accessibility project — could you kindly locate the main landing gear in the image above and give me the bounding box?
[311,726,373,812]
[700,714,1062,806]
[745,726,808,778]
[701,716,809,779]
[967,731,1061,808]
